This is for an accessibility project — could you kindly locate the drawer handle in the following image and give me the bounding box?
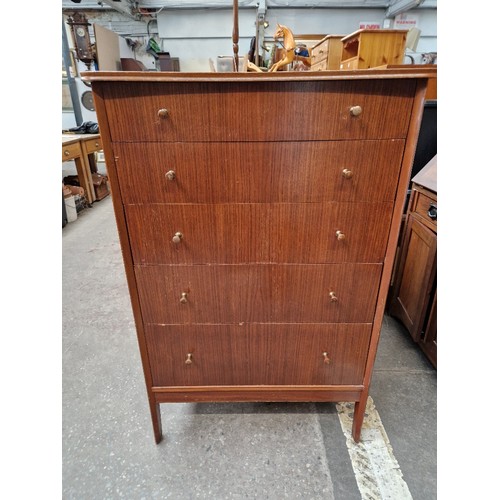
[427,203,437,220]
[180,292,189,304]
[185,353,193,365]
[95,142,100,147]
[342,169,353,179]
[335,230,346,241]
[349,105,362,117]
[158,108,169,118]
[165,170,176,181]
[64,150,70,156]
[172,232,183,244]
[322,352,331,364]
[329,292,338,302]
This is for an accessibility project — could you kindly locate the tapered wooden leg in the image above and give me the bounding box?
[352,392,369,443]
[150,401,163,444]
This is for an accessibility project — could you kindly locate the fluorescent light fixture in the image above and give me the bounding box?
[386,0,423,18]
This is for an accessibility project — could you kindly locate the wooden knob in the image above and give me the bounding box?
[350,105,362,117]
[158,108,169,118]
[64,150,70,156]
[180,292,188,304]
[336,230,346,241]
[172,232,183,244]
[342,169,353,179]
[185,353,193,365]
[165,170,176,181]
[329,292,338,302]
[95,142,100,147]
[322,352,331,364]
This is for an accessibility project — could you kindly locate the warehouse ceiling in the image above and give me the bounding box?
[62,0,437,20]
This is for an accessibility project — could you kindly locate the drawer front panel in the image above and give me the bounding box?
[125,202,392,265]
[311,40,329,63]
[145,323,372,387]
[115,140,404,204]
[135,263,382,324]
[412,190,437,229]
[62,142,80,161]
[311,60,328,72]
[104,80,415,142]
[83,137,102,154]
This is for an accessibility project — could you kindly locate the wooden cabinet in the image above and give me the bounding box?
[339,29,407,70]
[310,35,344,71]
[84,69,433,443]
[388,155,437,367]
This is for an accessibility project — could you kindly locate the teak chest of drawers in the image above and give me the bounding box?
[84,69,433,443]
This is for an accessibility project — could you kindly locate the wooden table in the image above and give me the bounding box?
[62,133,103,204]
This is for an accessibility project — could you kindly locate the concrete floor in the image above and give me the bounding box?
[62,194,436,500]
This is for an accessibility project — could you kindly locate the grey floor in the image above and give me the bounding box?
[62,190,437,500]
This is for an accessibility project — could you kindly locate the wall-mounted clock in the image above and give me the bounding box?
[67,12,94,69]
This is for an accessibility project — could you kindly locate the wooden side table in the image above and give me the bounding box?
[62,133,102,204]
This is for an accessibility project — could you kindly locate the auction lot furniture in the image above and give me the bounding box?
[388,155,437,367]
[62,133,103,204]
[84,67,434,443]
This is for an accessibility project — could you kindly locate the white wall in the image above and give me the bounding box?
[156,6,437,70]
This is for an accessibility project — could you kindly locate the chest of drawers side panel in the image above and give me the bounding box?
[91,84,163,443]
[353,79,429,426]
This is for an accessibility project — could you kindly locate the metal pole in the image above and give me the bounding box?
[232,0,239,72]
[62,15,83,126]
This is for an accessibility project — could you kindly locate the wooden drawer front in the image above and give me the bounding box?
[135,263,382,324]
[103,80,415,142]
[115,140,404,204]
[145,323,372,387]
[125,202,393,265]
[311,39,330,63]
[311,60,328,72]
[412,190,437,229]
[62,142,81,161]
[340,58,359,70]
[83,137,102,154]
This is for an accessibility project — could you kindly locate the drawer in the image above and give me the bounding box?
[310,60,328,72]
[412,189,437,229]
[144,323,372,387]
[340,58,359,70]
[103,79,416,142]
[115,140,405,204]
[310,39,329,63]
[125,202,393,265]
[62,142,81,161]
[135,263,382,324]
[83,137,102,154]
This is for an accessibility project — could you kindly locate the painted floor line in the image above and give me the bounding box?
[336,397,413,500]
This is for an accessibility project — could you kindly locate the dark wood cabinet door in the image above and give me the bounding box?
[419,291,437,368]
[114,140,405,204]
[144,323,372,387]
[389,214,436,341]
